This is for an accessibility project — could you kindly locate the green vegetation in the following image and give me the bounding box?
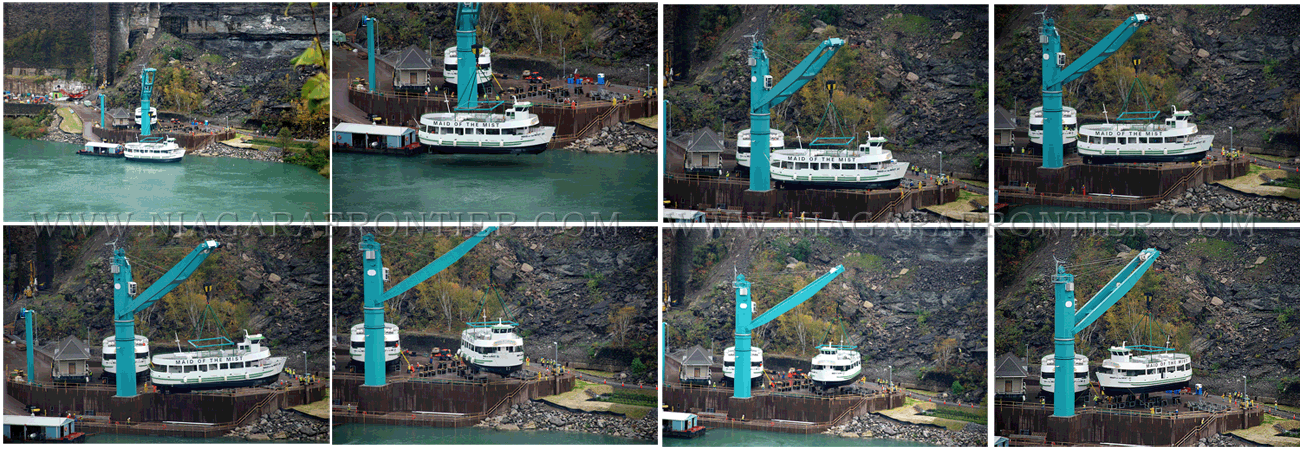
[4,29,93,83]
[845,252,885,272]
[1185,238,1238,262]
[595,390,657,408]
[689,240,727,288]
[928,405,987,425]
[881,14,932,36]
[4,112,52,139]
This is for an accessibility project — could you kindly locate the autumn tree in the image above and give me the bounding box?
[934,337,958,370]
[609,306,637,345]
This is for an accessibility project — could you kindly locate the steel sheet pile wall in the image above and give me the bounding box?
[996,404,1263,445]
[334,374,575,415]
[6,380,326,425]
[665,176,959,221]
[2,103,56,116]
[664,386,902,423]
[347,89,656,142]
[996,155,1251,197]
[90,127,236,150]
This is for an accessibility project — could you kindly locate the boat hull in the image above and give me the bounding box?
[465,361,522,375]
[1081,151,1208,164]
[124,155,183,163]
[1098,378,1190,396]
[156,373,281,392]
[776,178,903,190]
[425,142,548,155]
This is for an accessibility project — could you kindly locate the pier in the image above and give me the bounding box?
[995,153,1251,210]
[331,372,576,427]
[995,400,1262,446]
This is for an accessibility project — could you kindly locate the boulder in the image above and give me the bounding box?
[1197,49,1210,58]
[1211,296,1224,306]
[248,434,270,441]
[906,72,920,82]
[268,273,282,283]
[520,263,534,273]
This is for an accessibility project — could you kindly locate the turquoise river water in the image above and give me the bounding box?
[331,423,649,445]
[4,135,328,222]
[87,434,300,444]
[662,428,937,447]
[332,151,657,222]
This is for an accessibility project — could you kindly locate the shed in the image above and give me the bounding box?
[683,128,724,175]
[661,411,705,438]
[994,352,1028,401]
[994,105,1016,151]
[663,208,705,223]
[3,415,84,442]
[51,336,91,383]
[393,45,433,93]
[679,345,713,385]
[333,122,421,153]
[107,108,133,129]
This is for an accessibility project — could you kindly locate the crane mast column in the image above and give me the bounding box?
[1051,265,1076,417]
[360,235,388,387]
[748,41,772,192]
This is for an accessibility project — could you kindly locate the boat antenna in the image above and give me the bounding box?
[1102,104,1110,125]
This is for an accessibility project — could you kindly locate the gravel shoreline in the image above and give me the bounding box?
[475,400,655,442]
[825,413,986,447]
[225,409,328,442]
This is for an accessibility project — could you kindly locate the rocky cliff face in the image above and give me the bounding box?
[995,229,1300,404]
[666,5,989,179]
[331,227,658,381]
[159,3,327,60]
[995,5,1300,151]
[665,228,988,401]
[3,226,330,374]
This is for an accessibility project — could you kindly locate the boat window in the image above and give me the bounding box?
[487,129,500,135]
[385,340,398,348]
[171,365,182,373]
[455,128,465,135]
[220,363,229,370]
[796,162,808,170]
[234,362,244,369]
[822,163,831,170]
[831,163,840,170]
[184,365,198,373]
[724,361,734,367]
[1104,137,1116,145]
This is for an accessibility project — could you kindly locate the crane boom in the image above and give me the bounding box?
[359,226,497,386]
[1051,247,1159,417]
[1039,13,1148,168]
[732,264,844,398]
[112,239,222,397]
[747,38,843,192]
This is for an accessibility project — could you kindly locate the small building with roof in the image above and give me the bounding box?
[3,415,85,443]
[679,345,713,386]
[393,45,433,93]
[683,128,724,176]
[107,108,134,129]
[994,352,1028,402]
[51,336,91,383]
[332,122,422,155]
[994,105,1016,152]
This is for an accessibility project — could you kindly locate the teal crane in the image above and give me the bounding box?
[112,239,222,397]
[732,265,844,398]
[1050,247,1160,417]
[454,2,484,111]
[99,93,106,128]
[363,16,376,93]
[18,308,36,384]
[746,37,843,192]
[359,227,497,387]
[140,68,156,137]
[1039,12,1148,168]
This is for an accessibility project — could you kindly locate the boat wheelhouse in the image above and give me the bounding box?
[770,134,909,189]
[149,332,285,392]
[1077,106,1213,164]
[1028,106,1078,152]
[1095,343,1192,395]
[735,128,786,170]
[721,346,763,387]
[417,102,554,154]
[1039,353,1089,396]
[456,320,524,375]
[123,136,184,162]
[809,344,862,388]
[101,335,149,380]
[349,322,400,370]
[443,46,492,87]
[78,142,124,157]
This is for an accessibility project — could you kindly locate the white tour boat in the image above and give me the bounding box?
[149,332,286,392]
[721,346,763,387]
[1040,353,1090,397]
[1029,106,1077,152]
[124,136,184,162]
[809,344,863,389]
[443,45,492,87]
[456,319,524,375]
[134,106,158,128]
[735,128,786,171]
[349,322,400,370]
[1077,106,1213,164]
[101,335,149,380]
[1095,343,1192,395]
[417,101,554,154]
[770,133,909,189]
